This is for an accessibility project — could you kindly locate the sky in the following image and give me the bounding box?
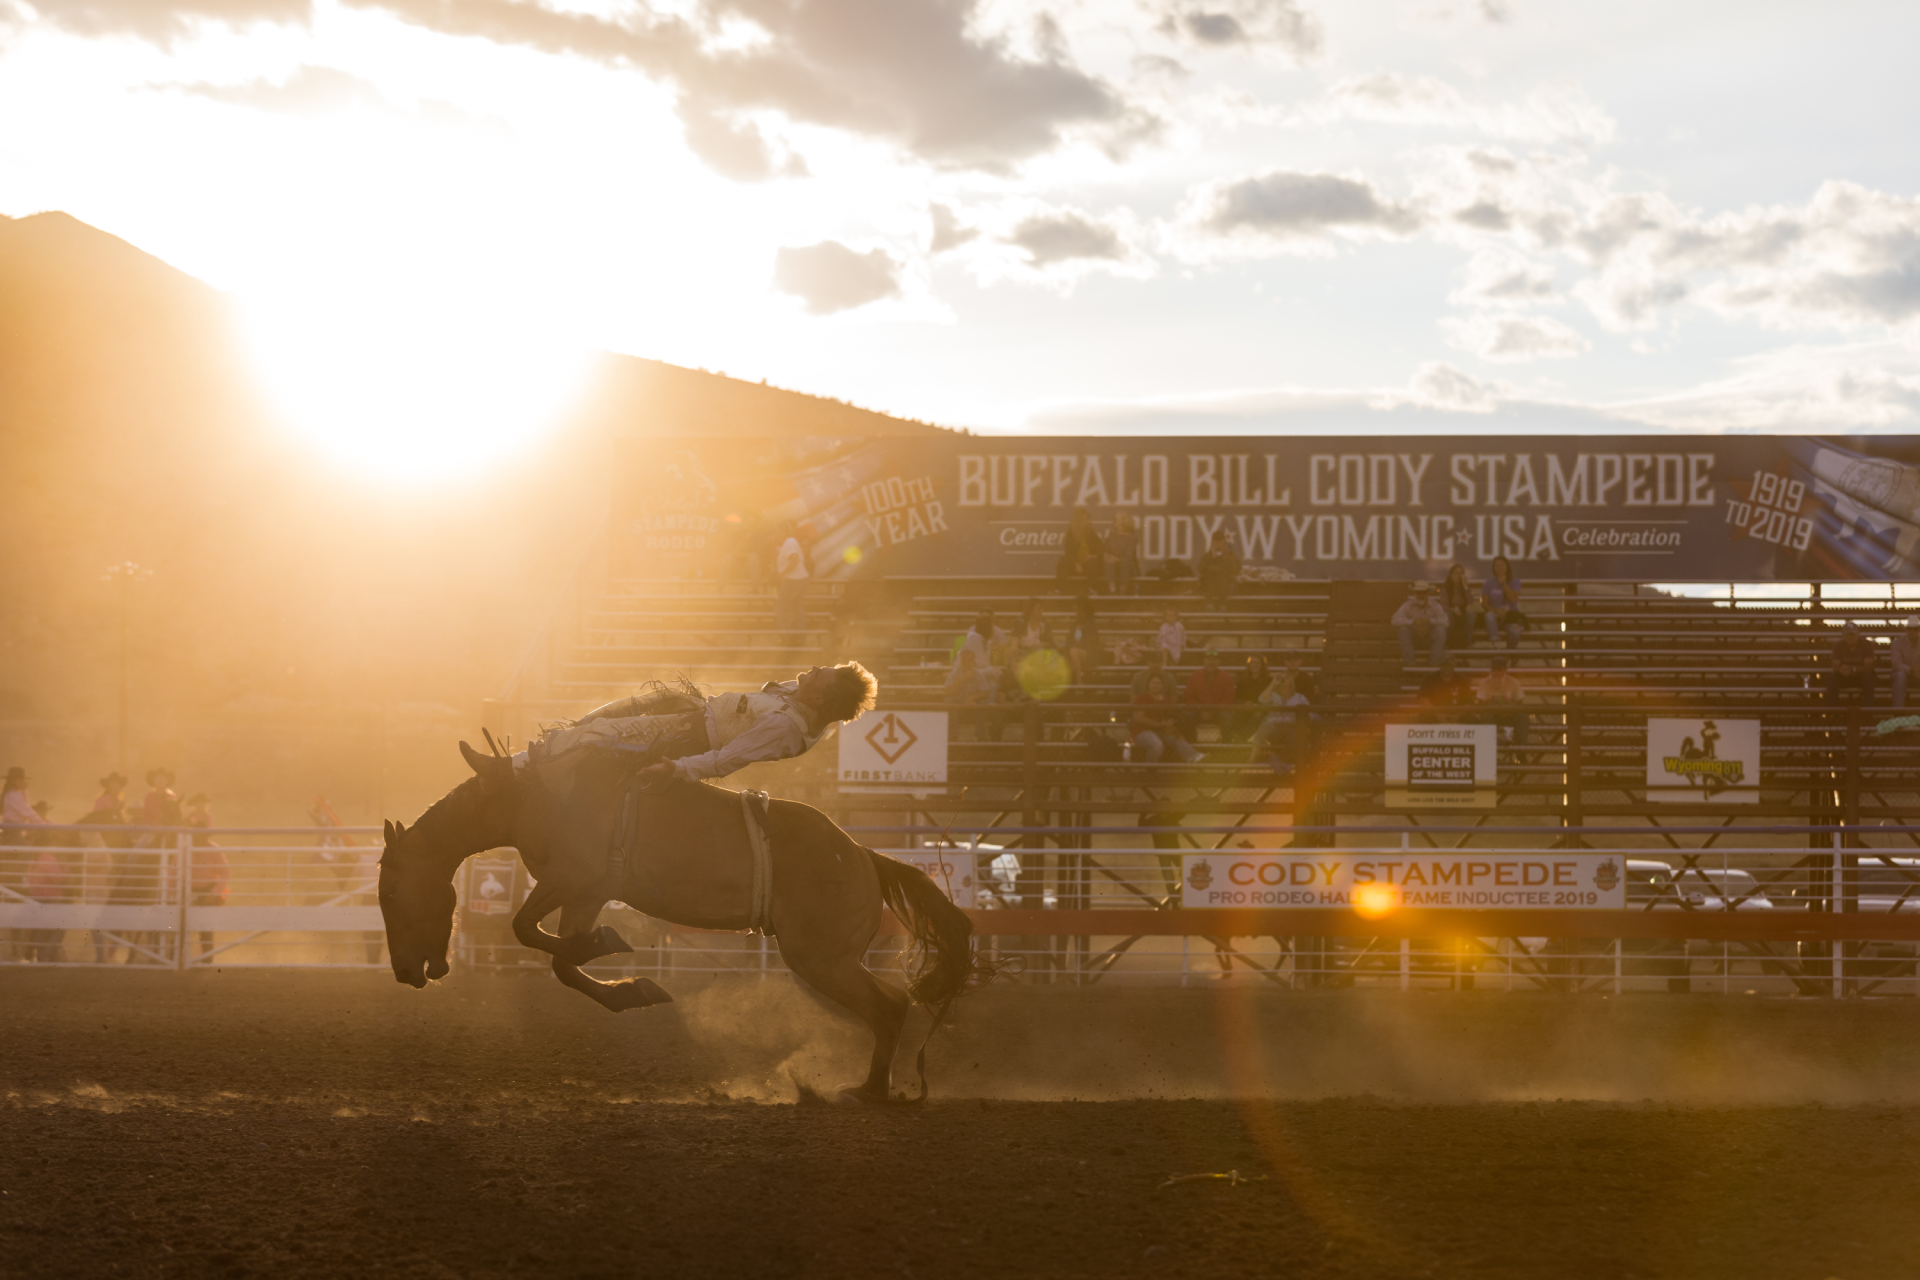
[4,0,1920,471]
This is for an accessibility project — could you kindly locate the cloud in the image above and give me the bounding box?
[1401,361,1504,413]
[20,0,309,40]
[1247,73,1614,145]
[175,65,385,113]
[928,203,977,254]
[772,240,902,314]
[1451,252,1557,306]
[1442,312,1589,361]
[1156,0,1323,60]
[1004,209,1128,266]
[344,0,1140,174]
[1610,340,1920,432]
[677,101,804,181]
[1175,169,1422,257]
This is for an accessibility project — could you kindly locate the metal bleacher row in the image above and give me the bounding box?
[520,573,1920,825]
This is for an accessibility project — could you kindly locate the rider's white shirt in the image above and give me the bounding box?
[673,682,824,782]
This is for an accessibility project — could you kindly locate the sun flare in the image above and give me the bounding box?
[240,294,592,482]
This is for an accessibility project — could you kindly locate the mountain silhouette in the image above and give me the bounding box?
[0,210,938,819]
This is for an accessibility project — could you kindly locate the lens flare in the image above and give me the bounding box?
[1017,648,1071,701]
[1353,883,1399,920]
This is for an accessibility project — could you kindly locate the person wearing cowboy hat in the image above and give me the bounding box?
[89,772,129,823]
[1392,582,1450,668]
[140,767,182,829]
[1828,619,1878,706]
[2,766,45,828]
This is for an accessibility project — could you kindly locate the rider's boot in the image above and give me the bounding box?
[459,740,514,789]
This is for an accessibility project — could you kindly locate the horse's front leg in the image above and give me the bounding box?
[549,895,672,1013]
[510,877,631,966]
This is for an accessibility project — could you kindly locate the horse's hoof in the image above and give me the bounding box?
[609,977,671,1011]
[589,924,634,959]
[833,1085,890,1106]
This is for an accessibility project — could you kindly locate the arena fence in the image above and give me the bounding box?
[9,822,1917,996]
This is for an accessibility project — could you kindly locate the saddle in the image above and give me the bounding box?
[611,781,775,937]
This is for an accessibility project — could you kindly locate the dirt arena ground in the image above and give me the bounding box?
[6,969,1920,1279]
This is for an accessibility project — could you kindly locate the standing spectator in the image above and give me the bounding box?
[140,767,181,829]
[1183,648,1237,739]
[1474,656,1530,746]
[1392,583,1449,668]
[1231,655,1271,741]
[1055,506,1104,593]
[25,803,70,963]
[1014,599,1049,656]
[1104,512,1140,596]
[1893,617,1920,708]
[1828,620,1879,705]
[1418,657,1477,711]
[1481,556,1524,648]
[1065,599,1102,687]
[2,765,44,832]
[120,767,181,963]
[1251,673,1318,769]
[89,772,128,824]
[1441,563,1475,651]
[85,772,130,964]
[956,609,1013,673]
[773,524,809,642]
[1196,531,1241,613]
[1131,673,1201,764]
[1157,608,1187,664]
[186,793,228,958]
[943,648,996,740]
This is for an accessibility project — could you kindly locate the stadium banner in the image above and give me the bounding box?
[1180,852,1627,910]
[1385,723,1497,809]
[837,710,947,785]
[1646,717,1761,804]
[889,850,976,909]
[616,434,1920,582]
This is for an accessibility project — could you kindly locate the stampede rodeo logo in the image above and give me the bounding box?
[1187,859,1214,891]
[1592,859,1619,893]
[1662,719,1743,797]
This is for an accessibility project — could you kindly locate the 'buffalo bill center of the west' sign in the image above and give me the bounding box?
[617,436,1920,582]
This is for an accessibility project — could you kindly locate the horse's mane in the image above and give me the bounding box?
[395,774,500,865]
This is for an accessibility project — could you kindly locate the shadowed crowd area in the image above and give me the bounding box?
[5,969,1920,1278]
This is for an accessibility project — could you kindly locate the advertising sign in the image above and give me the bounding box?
[889,849,976,909]
[466,857,517,916]
[837,710,948,785]
[1385,724,1497,809]
[615,434,1920,583]
[1181,852,1626,911]
[1646,718,1760,803]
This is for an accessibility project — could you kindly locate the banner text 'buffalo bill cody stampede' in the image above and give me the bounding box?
[614,436,1920,582]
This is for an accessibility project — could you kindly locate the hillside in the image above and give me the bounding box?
[0,211,940,820]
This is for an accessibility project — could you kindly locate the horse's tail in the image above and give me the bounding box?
[866,848,984,1008]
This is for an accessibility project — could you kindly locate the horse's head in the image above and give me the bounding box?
[378,817,455,988]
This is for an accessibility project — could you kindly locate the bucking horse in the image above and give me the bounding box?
[376,742,985,1101]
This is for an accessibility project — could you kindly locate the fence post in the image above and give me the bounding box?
[1564,698,1584,844]
[175,830,191,971]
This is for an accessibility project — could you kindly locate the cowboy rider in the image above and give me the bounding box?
[467,662,877,791]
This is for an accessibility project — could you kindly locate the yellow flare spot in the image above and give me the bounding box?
[842,546,863,564]
[1353,883,1398,920]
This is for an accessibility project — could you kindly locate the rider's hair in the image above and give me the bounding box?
[821,661,879,723]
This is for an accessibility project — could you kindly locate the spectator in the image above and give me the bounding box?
[25,803,70,963]
[955,609,1013,673]
[1157,608,1187,664]
[1828,620,1879,705]
[773,523,809,641]
[1131,673,1201,764]
[1066,599,1102,687]
[1418,657,1477,711]
[1231,655,1271,741]
[1474,655,1530,746]
[1131,646,1176,699]
[1184,648,1237,736]
[1441,563,1475,651]
[1104,512,1140,596]
[85,772,131,963]
[89,772,128,824]
[1015,599,1049,656]
[1481,555,1524,649]
[2,765,44,832]
[186,793,228,958]
[1251,672,1317,769]
[943,647,998,740]
[1196,531,1241,613]
[1392,583,1449,668]
[140,767,182,829]
[1055,506,1104,593]
[1894,617,1920,708]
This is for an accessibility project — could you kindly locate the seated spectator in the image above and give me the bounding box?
[1183,648,1237,736]
[1829,620,1879,705]
[1132,646,1176,699]
[1157,608,1187,664]
[1894,618,1920,709]
[1014,599,1049,656]
[1131,673,1201,764]
[1474,655,1530,745]
[943,648,997,738]
[1252,672,1318,769]
[1196,532,1242,613]
[1231,655,1271,741]
[1066,600,1102,687]
[1481,555,1525,649]
[956,608,1013,672]
[1392,583,1449,668]
[1105,512,1140,596]
[1418,657,1477,711]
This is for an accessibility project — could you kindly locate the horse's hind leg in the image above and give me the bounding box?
[551,897,671,1013]
[781,944,910,1101]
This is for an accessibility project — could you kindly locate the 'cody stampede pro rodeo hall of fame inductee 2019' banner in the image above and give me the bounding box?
[613,435,1920,582]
